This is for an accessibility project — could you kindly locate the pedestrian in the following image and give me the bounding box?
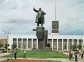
[81,49,84,58]
[14,50,17,59]
[23,50,26,58]
[69,49,72,61]
[11,50,13,59]
[79,50,81,58]
[71,50,73,59]
[74,50,78,62]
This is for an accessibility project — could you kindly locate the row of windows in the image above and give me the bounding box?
[13,38,37,41]
[13,38,83,42]
[48,39,83,42]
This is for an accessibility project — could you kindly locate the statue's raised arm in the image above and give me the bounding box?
[33,8,38,12]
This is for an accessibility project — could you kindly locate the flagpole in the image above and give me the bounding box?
[55,0,56,21]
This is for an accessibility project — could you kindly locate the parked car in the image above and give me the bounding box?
[0,48,7,53]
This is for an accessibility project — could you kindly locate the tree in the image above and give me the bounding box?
[69,43,72,49]
[0,43,3,48]
[77,44,82,50]
[4,44,9,49]
[12,44,17,50]
[72,44,77,50]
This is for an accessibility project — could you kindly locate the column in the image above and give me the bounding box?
[27,38,28,49]
[22,38,23,50]
[37,39,38,49]
[57,39,58,50]
[77,39,79,46]
[17,38,18,49]
[32,39,33,49]
[52,39,53,51]
[72,39,74,45]
[62,39,63,51]
[67,39,69,51]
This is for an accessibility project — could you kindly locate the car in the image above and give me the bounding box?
[0,48,7,53]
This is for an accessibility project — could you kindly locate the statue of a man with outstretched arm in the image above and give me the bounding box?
[33,8,46,27]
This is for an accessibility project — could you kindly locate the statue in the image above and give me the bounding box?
[33,7,48,49]
[33,8,46,27]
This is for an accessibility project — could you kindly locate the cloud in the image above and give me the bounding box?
[0,0,84,35]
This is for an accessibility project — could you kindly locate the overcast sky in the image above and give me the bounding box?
[0,0,84,35]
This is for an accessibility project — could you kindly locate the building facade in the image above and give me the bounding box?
[8,34,84,51]
[0,36,7,48]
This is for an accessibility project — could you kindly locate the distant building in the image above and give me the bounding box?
[0,36,7,47]
[8,34,84,51]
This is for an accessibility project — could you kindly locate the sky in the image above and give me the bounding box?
[0,0,84,35]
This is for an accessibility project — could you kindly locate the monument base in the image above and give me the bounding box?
[38,30,48,49]
[33,26,48,49]
[36,27,45,39]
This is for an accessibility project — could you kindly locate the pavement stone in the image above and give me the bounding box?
[0,58,84,62]
[0,53,84,62]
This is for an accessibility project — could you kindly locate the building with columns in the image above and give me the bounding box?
[8,34,84,51]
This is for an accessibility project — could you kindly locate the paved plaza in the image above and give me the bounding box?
[0,57,84,62]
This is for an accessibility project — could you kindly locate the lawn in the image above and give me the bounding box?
[4,50,69,58]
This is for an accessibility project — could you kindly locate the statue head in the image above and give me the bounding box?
[39,8,41,11]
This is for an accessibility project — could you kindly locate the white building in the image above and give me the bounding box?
[8,34,84,51]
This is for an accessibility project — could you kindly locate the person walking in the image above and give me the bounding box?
[23,50,26,58]
[81,49,84,58]
[69,49,72,61]
[79,50,81,58]
[74,50,78,62]
[11,50,13,59]
[14,50,17,59]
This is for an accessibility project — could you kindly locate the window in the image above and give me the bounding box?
[18,38,22,41]
[23,38,27,41]
[13,38,17,41]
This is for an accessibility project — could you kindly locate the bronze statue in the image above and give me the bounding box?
[33,8,46,27]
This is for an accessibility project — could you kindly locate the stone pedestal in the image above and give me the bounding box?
[33,26,48,49]
[36,27,48,49]
[36,27,45,39]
